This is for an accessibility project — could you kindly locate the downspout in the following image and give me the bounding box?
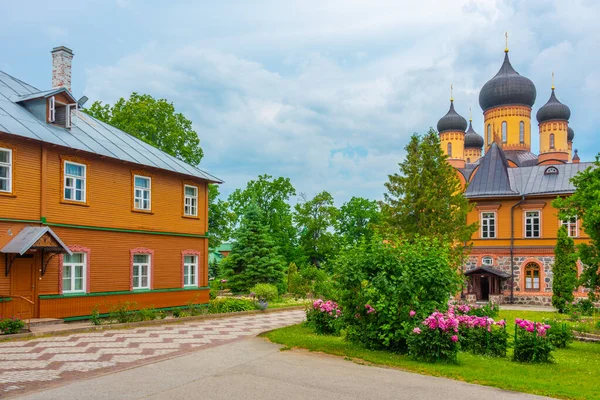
[510,195,526,304]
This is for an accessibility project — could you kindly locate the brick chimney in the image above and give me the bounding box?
[51,46,74,92]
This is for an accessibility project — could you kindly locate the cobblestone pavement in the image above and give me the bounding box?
[0,310,305,397]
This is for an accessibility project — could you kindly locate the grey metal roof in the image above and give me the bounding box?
[0,70,222,183]
[464,143,595,198]
[464,266,510,278]
[466,143,517,197]
[503,150,538,167]
[14,88,75,103]
[1,226,72,255]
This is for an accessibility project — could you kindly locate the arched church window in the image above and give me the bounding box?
[519,121,524,144]
[466,158,471,163]
[550,133,555,149]
[447,142,452,157]
[524,263,540,290]
[502,121,507,143]
[487,124,491,144]
[482,256,493,266]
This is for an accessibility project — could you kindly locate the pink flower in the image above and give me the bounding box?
[413,327,421,334]
[409,310,416,317]
[451,335,458,342]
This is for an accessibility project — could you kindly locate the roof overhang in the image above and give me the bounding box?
[464,266,510,279]
[1,226,72,256]
[15,87,77,104]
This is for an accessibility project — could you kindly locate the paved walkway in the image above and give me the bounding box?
[16,338,547,400]
[0,310,305,398]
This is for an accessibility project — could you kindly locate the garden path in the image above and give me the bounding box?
[0,309,304,398]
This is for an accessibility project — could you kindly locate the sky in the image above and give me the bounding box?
[1,0,599,205]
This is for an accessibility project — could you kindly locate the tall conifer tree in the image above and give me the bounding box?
[221,204,286,293]
[552,226,578,312]
[380,129,476,267]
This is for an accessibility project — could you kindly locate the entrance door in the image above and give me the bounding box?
[10,255,36,319]
[480,277,490,301]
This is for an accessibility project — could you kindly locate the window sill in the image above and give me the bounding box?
[61,199,89,207]
[61,291,87,296]
[0,192,16,198]
[132,288,151,292]
[183,285,199,290]
[132,209,154,215]
[182,215,200,220]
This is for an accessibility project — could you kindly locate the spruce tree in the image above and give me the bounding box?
[380,129,477,267]
[552,226,578,312]
[221,203,286,293]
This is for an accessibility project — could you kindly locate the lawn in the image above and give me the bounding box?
[261,309,600,400]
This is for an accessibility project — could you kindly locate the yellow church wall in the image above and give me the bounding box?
[483,105,531,152]
[467,197,589,248]
[538,120,569,162]
[464,148,482,164]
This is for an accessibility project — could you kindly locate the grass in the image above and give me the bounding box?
[268,298,310,309]
[261,309,600,400]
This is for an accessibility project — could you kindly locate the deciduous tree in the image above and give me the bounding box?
[552,226,578,312]
[337,197,381,245]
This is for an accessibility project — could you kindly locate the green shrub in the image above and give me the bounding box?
[460,323,508,357]
[0,317,25,334]
[109,302,137,324]
[407,324,459,363]
[208,298,257,314]
[251,283,279,302]
[468,303,499,318]
[172,308,185,318]
[137,307,158,321]
[545,321,574,348]
[577,299,595,316]
[334,236,462,352]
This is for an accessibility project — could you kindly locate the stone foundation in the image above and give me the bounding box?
[488,294,504,305]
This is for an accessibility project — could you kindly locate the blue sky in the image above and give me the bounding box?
[2,0,599,204]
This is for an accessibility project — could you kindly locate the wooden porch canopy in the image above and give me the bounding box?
[464,266,510,279]
[1,226,71,276]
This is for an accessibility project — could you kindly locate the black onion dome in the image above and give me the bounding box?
[567,126,574,142]
[437,100,467,133]
[536,89,571,123]
[479,52,537,111]
[464,121,484,148]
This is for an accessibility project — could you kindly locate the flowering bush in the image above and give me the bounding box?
[305,299,342,335]
[513,319,554,363]
[0,316,25,335]
[407,311,460,363]
[458,315,508,357]
[450,302,499,318]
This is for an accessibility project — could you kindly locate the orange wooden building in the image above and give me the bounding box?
[0,46,221,320]
[436,46,595,305]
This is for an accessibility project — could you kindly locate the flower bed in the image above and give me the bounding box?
[305,299,342,335]
[407,311,459,363]
[513,319,554,363]
[458,315,508,357]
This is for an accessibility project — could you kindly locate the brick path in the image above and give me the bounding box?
[0,310,305,397]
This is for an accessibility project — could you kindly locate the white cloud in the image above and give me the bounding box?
[79,0,600,204]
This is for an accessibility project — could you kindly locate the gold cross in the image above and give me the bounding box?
[505,32,509,53]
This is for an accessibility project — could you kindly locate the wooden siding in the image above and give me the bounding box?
[39,289,209,319]
[0,136,42,220]
[45,146,208,234]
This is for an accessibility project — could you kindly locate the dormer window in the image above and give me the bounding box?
[52,100,76,129]
[544,166,559,175]
[49,96,56,122]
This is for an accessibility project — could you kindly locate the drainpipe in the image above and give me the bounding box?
[510,195,526,304]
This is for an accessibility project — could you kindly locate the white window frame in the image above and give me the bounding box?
[524,210,541,238]
[501,121,507,143]
[63,160,86,202]
[184,185,198,217]
[0,147,12,193]
[63,252,86,294]
[49,96,56,122]
[549,133,555,149]
[132,253,151,290]
[561,216,578,238]
[480,212,496,239]
[66,104,73,128]
[481,256,493,266]
[134,175,152,211]
[519,121,524,144]
[183,255,198,287]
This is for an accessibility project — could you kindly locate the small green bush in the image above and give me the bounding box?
[0,317,25,334]
[208,298,257,314]
[305,299,342,335]
[137,307,158,321]
[109,302,137,324]
[546,321,574,348]
[407,326,459,363]
[513,319,554,363]
[251,283,279,302]
[91,305,102,325]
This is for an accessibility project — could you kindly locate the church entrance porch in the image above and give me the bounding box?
[464,266,510,304]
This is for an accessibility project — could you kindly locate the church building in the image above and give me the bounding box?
[437,42,594,305]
